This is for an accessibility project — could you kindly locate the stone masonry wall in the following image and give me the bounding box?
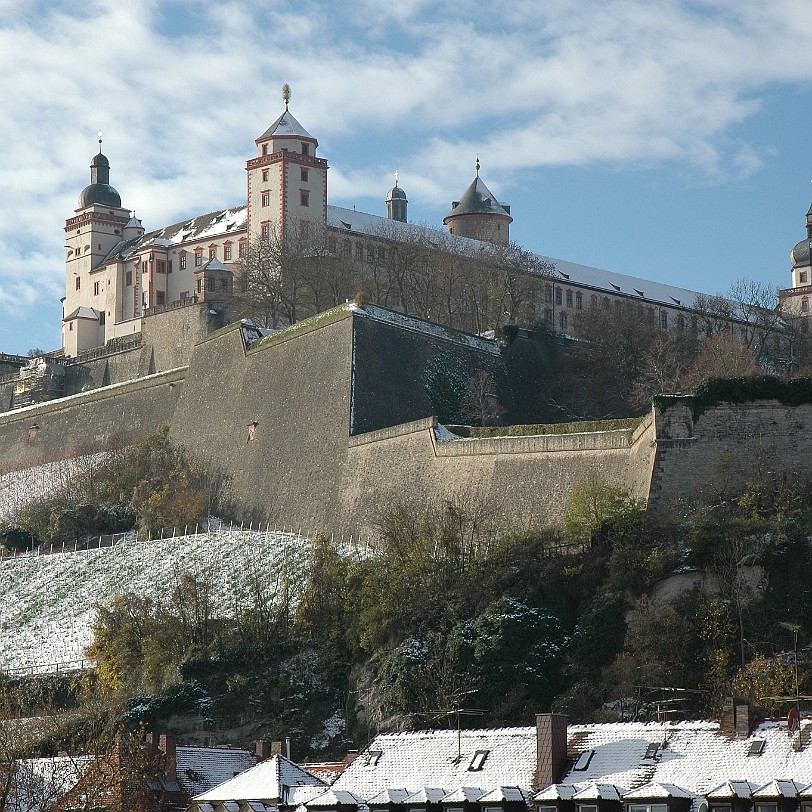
[649,399,812,510]
[0,368,185,475]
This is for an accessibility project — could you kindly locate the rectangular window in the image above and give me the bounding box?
[194,250,202,267]
[545,284,553,303]
[239,242,247,258]
[93,281,100,296]
[262,143,268,155]
[197,278,202,294]
[355,245,363,261]
[660,311,668,329]
[209,248,216,259]
[221,277,229,291]
[224,245,232,261]
[156,291,165,305]
[566,290,573,307]
[125,271,132,286]
[301,142,309,155]
[261,223,270,241]
[262,191,270,206]
[180,253,187,270]
[156,260,166,274]
[576,292,583,310]
[801,271,808,283]
[208,277,215,292]
[555,288,562,306]
[677,313,685,330]
[378,246,386,262]
[367,247,375,263]
[75,277,81,290]
[559,311,568,329]
[262,169,269,181]
[300,190,310,207]
[301,168,309,182]
[99,311,105,326]
[545,307,552,324]
[803,298,809,312]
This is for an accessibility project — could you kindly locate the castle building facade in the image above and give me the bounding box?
[62,97,755,358]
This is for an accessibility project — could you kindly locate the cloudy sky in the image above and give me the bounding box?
[1,0,812,354]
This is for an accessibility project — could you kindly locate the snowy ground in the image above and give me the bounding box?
[0,528,314,676]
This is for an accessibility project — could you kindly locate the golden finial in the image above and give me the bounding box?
[282,83,291,109]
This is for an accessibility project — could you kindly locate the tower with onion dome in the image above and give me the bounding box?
[63,133,132,356]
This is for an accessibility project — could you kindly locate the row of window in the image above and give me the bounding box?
[260,140,311,157]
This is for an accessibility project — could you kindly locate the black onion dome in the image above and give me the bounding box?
[791,238,811,269]
[78,183,121,207]
[78,151,121,208]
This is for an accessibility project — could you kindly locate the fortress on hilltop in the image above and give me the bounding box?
[1,91,812,536]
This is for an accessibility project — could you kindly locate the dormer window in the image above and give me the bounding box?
[627,805,668,812]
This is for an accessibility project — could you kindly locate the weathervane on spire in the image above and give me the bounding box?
[282,83,291,110]
[475,156,480,177]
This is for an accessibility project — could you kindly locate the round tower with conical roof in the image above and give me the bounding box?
[443,159,512,245]
[246,85,328,246]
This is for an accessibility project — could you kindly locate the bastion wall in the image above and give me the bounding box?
[0,305,809,538]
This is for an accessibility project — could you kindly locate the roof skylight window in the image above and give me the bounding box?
[468,750,490,771]
[644,743,660,760]
[572,750,595,771]
[365,749,383,766]
[747,740,766,757]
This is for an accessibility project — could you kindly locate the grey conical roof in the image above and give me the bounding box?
[446,176,509,219]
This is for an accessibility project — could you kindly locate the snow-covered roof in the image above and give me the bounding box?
[176,746,257,796]
[544,719,812,800]
[258,109,315,142]
[8,756,94,812]
[193,754,326,804]
[307,789,366,807]
[63,306,100,322]
[326,206,706,312]
[201,257,233,274]
[331,728,538,800]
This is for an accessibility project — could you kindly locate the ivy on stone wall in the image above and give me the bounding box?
[654,376,812,420]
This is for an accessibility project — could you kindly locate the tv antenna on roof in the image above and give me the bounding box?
[415,692,486,763]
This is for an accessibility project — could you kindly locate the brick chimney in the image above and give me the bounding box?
[256,741,272,761]
[159,733,177,779]
[720,698,753,738]
[536,713,568,790]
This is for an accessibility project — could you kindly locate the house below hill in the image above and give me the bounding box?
[185,705,812,812]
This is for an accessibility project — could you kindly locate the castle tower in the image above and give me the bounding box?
[386,172,408,222]
[789,200,812,289]
[443,159,512,245]
[63,137,131,356]
[246,86,328,247]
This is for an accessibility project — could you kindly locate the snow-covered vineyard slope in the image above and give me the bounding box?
[0,529,314,676]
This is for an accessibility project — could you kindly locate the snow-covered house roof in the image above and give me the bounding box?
[193,754,327,804]
[330,727,538,801]
[176,746,257,797]
[535,719,812,802]
[7,756,94,812]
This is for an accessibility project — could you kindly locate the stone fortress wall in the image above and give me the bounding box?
[1,305,811,538]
